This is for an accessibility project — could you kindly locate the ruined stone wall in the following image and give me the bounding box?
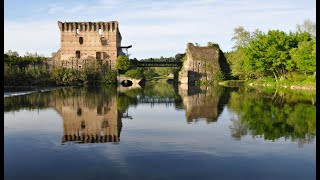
[54,21,122,69]
[179,43,222,84]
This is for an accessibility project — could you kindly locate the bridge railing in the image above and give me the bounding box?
[136,61,182,67]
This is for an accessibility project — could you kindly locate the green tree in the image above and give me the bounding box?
[125,68,144,79]
[225,49,250,79]
[100,70,117,85]
[231,26,251,50]
[144,68,158,80]
[296,19,316,39]
[244,30,311,81]
[251,29,263,40]
[115,55,131,71]
[25,52,39,57]
[5,50,19,57]
[290,40,316,74]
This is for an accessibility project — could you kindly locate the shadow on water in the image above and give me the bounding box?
[4,83,316,146]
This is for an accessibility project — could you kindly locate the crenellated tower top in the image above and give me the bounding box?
[57,21,119,32]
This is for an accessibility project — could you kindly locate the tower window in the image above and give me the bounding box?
[79,37,83,44]
[76,51,80,58]
[96,52,101,60]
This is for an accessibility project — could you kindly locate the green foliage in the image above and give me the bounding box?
[228,88,316,144]
[144,68,159,80]
[116,94,131,113]
[227,22,315,87]
[82,60,103,85]
[290,40,316,74]
[5,50,19,57]
[125,68,144,79]
[244,30,311,80]
[50,67,81,86]
[225,49,250,79]
[207,42,220,48]
[100,70,117,85]
[142,83,180,99]
[140,56,176,62]
[231,26,251,50]
[4,53,53,86]
[4,52,118,87]
[211,71,225,82]
[154,67,173,77]
[115,55,131,71]
[174,53,186,61]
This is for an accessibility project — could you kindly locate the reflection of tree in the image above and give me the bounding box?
[117,93,138,113]
[228,88,316,146]
[4,92,52,112]
[143,83,181,99]
[118,83,182,111]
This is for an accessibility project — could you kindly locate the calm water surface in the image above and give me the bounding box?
[4,83,316,180]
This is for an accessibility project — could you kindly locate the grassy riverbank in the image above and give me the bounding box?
[219,75,316,91]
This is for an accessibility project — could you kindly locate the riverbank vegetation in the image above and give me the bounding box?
[4,51,117,87]
[224,19,316,89]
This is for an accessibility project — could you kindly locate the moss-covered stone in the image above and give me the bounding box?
[179,43,230,84]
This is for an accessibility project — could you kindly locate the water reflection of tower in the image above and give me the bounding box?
[52,95,122,144]
[179,85,231,123]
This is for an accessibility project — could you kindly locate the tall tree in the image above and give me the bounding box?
[231,26,251,50]
[245,30,311,81]
[5,50,19,57]
[115,55,131,72]
[296,19,316,39]
[290,40,316,74]
[251,29,263,40]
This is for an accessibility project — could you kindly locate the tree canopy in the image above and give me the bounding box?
[226,20,315,82]
[115,55,131,71]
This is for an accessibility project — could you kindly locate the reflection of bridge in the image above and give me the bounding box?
[137,97,180,104]
[137,61,182,67]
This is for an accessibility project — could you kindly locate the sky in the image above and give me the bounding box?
[4,0,316,59]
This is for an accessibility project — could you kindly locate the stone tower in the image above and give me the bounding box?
[53,21,123,69]
[179,43,221,84]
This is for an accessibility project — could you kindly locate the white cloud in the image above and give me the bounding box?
[4,0,316,58]
[4,20,60,56]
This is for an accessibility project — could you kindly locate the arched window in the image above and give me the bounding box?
[79,37,83,44]
[76,51,80,58]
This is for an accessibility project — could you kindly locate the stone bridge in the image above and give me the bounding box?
[117,75,143,86]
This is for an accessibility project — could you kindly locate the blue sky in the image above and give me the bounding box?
[4,0,316,59]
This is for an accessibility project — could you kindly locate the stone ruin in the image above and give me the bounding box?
[179,43,230,84]
[52,21,124,70]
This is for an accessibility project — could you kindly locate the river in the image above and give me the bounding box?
[4,83,316,180]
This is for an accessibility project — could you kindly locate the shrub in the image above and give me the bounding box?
[100,70,117,85]
[115,55,131,72]
[125,68,144,79]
